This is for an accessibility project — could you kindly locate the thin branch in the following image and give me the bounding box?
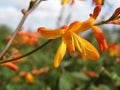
[0,39,52,64]
[95,19,111,26]
[0,0,44,59]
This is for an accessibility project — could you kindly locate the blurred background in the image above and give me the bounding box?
[0,0,120,90]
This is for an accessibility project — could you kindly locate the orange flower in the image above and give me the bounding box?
[25,73,35,84]
[73,5,102,33]
[38,6,102,68]
[38,23,99,68]
[117,45,120,57]
[61,0,75,5]
[7,31,39,46]
[3,62,18,71]
[6,35,18,45]
[85,71,98,77]
[10,48,25,63]
[92,0,104,5]
[108,44,120,57]
[32,67,49,75]
[71,5,108,51]
[108,45,117,57]
[27,33,39,45]
[92,26,108,51]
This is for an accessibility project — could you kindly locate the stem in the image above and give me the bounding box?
[0,15,27,59]
[0,39,52,64]
[0,0,43,59]
[95,20,110,26]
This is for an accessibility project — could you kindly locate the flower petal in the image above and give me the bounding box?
[54,38,67,68]
[61,0,69,5]
[68,21,82,33]
[38,27,65,39]
[63,31,75,55]
[67,35,75,55]
[74,17,95,33]
[93,5,102,19]
[92,26,108,51]
[72,33,83,53]
[4,62,19,71]
[72,32,100,60]
[92,0,104,5]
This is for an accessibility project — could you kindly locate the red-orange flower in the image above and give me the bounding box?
[3,62,18,71]
[92,26,108,51]
[38,22,99,68]
[6,31,40,46]
[85,71,98,77]
[108,44,120,57]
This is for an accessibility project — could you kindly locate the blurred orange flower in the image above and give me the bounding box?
[6,31,40,46]
[108,44,120,57]
[92,0,104,5]
[32,67,49,75]
[61,0,75,5]
[92,26,108,51]
[3,62,19,71]
[25,73,35,84]
[85,71,98,77]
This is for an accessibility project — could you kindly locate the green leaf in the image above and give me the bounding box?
[71,72,90,81]
[100,84,110,90]
[59,73,73,90]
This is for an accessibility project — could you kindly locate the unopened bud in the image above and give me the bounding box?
[21,9,27,15]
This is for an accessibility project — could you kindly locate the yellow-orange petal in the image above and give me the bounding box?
[67,36,75,55]
[68,21,82,33]
[61,0,69,5]
[81,37,100,60]
[72,33,100,60]
[25,73,35,84]
[38,27,65,39]
[62,31,75,55]
[72,33,83,53]
[54,38,67,68]
[93,0,103,5]
[75,17,95,33]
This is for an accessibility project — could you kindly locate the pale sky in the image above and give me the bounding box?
[0,0,120,31]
